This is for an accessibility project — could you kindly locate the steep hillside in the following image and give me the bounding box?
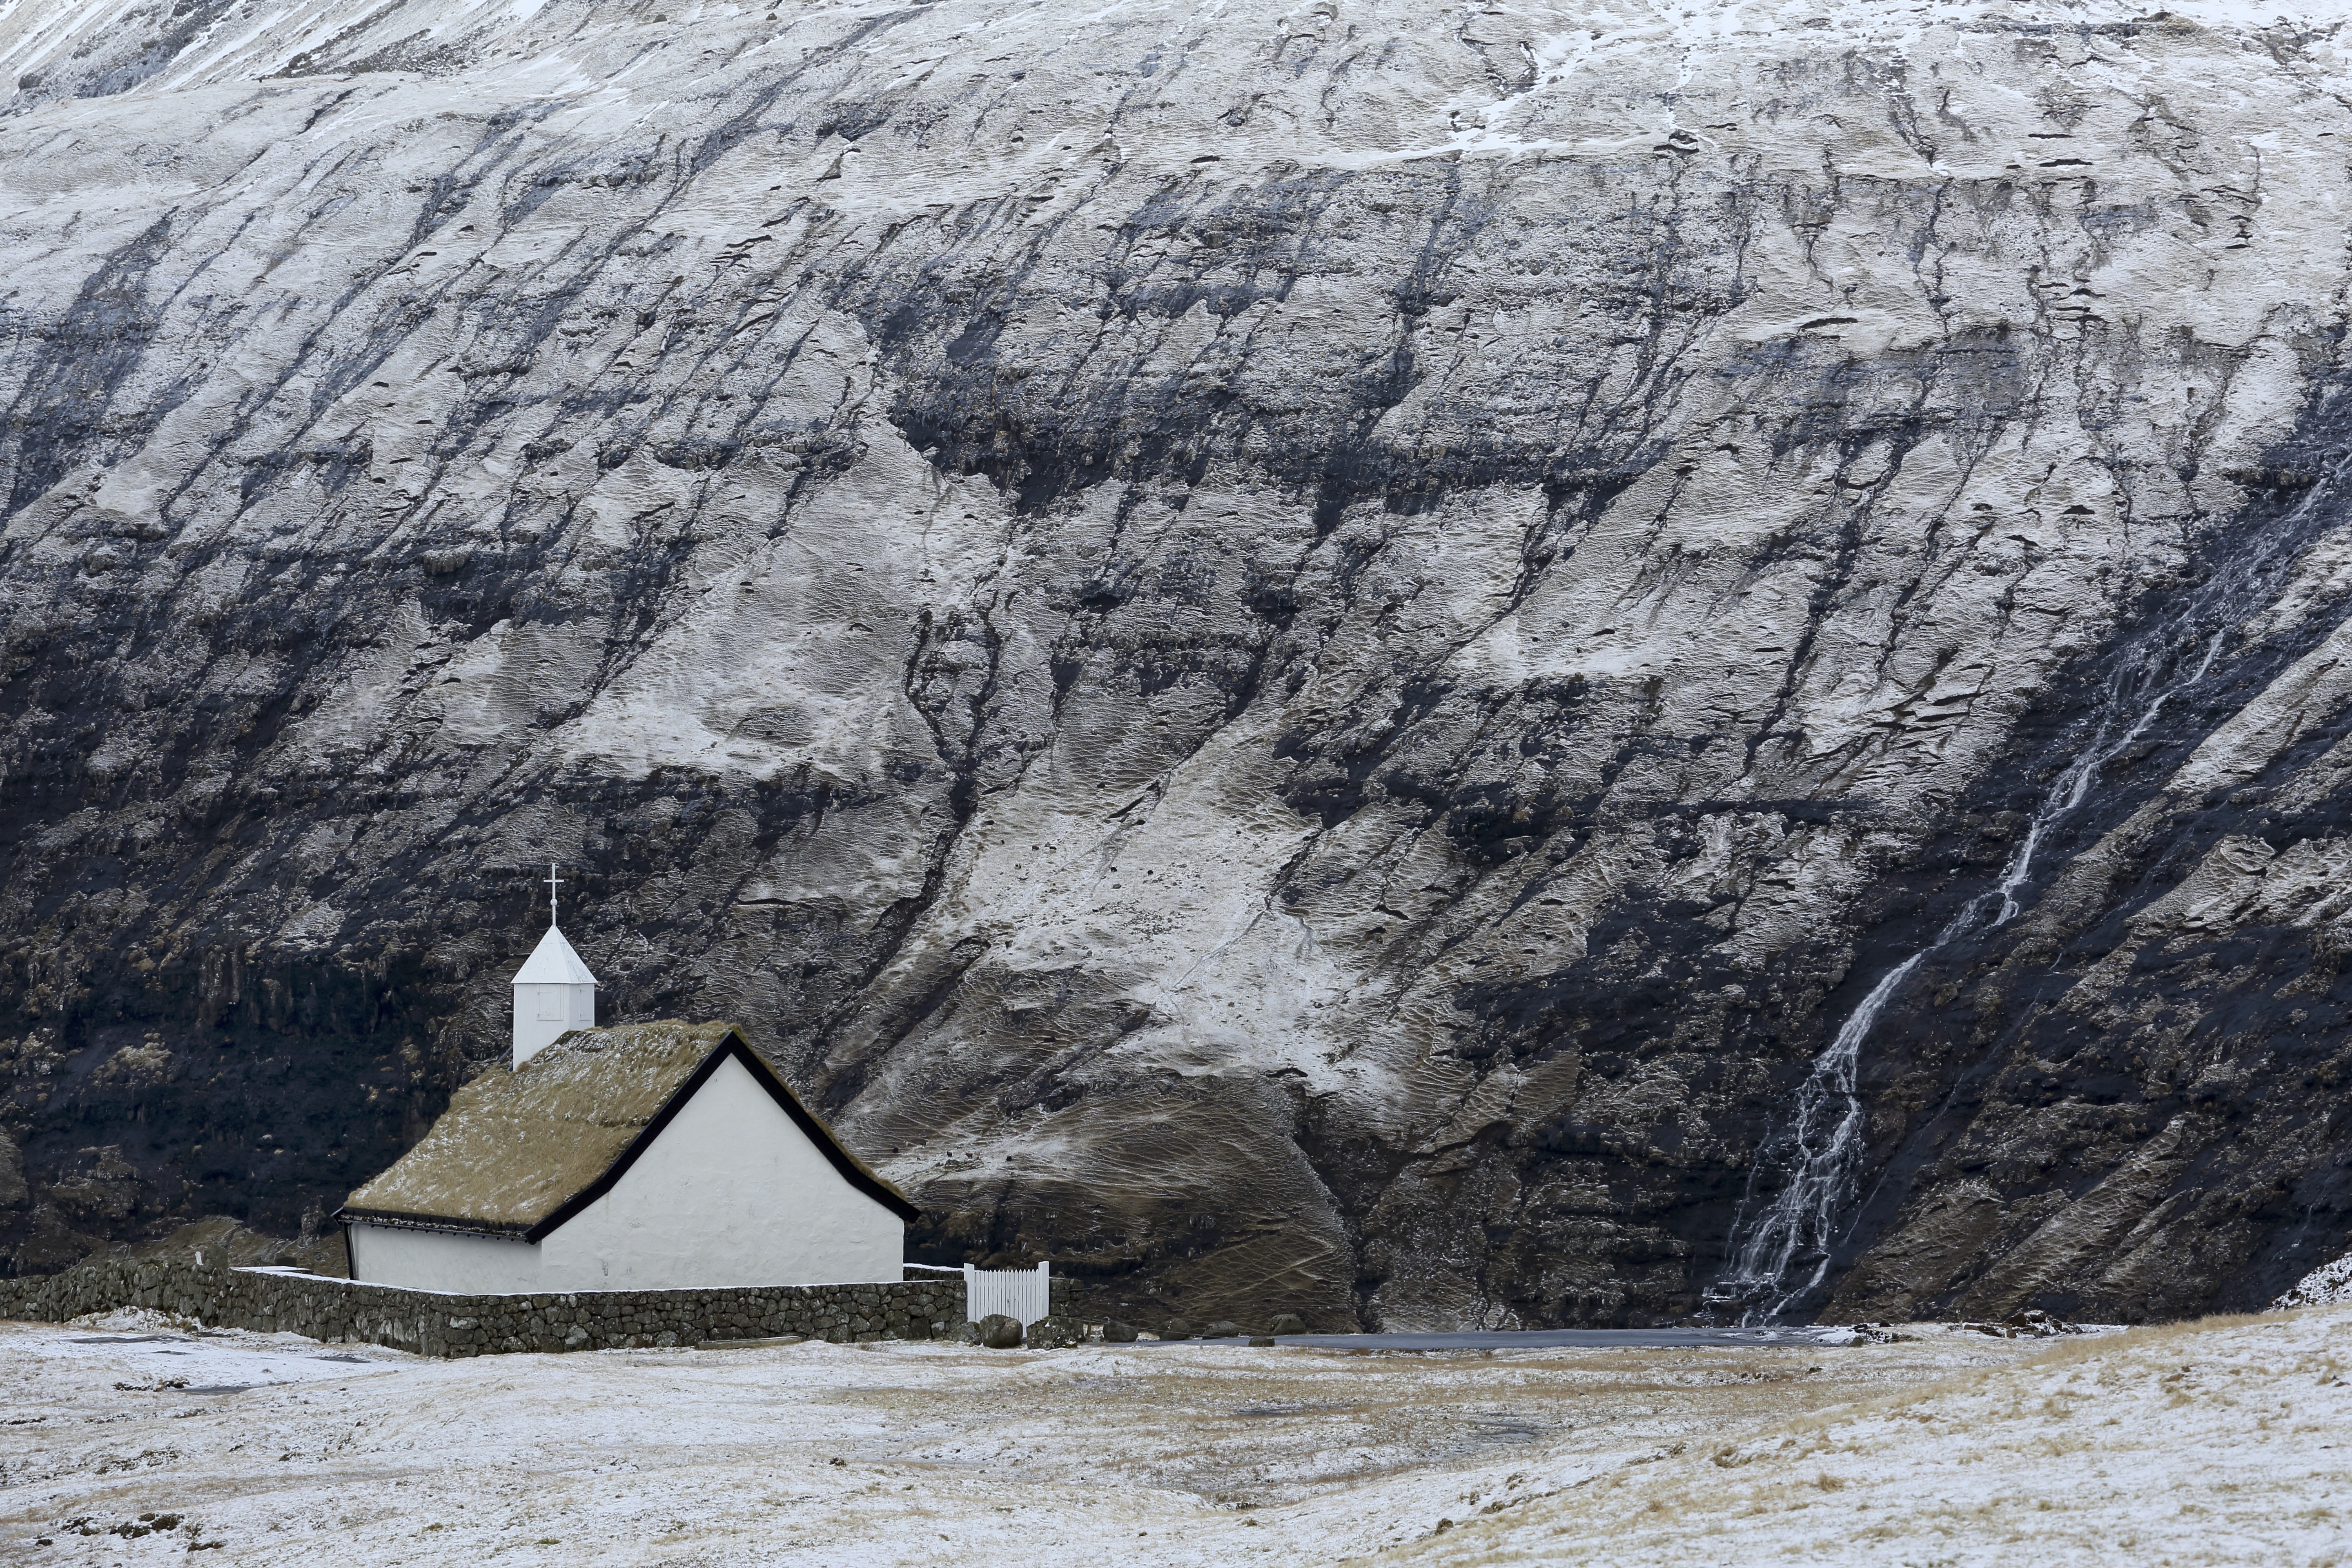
[3,0,2351,1326]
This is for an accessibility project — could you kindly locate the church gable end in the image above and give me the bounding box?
[530,1034,920,1242]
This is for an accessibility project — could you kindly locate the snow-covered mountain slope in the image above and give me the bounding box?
[4,0,2352,1326]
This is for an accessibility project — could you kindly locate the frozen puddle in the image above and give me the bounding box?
[29,1317,416,1398]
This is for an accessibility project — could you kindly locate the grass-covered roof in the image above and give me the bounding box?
[337,1020,916,1239]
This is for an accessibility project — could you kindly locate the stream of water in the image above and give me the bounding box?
[1709,458,2350,1323]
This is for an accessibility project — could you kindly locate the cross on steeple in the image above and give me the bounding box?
[544,862,564,927]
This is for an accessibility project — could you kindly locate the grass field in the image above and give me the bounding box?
[1,1305,2342,1564]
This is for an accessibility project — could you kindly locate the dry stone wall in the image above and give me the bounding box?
[0,1259,1038,1357]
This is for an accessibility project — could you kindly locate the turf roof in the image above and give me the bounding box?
[338,1020,916,1239]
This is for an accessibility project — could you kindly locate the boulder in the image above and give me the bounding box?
[1025,1315,1087,1348]
[1159,1318,1191,1341]
[977,1313,1023,1349]
[1101,1319,1139,1343]
[1267,1313,1307,1336]
[1202,1320,1240,1339]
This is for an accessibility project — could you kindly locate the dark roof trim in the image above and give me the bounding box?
[522,1029,920,1240]
[333,1208,533,1240]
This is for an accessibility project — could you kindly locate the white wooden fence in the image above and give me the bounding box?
[964,1262,1051,1325]
[908,1262,1052,1325]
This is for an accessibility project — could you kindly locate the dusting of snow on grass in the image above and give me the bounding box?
[1399,1307,2352,1568]
[3,1308,2347,1563]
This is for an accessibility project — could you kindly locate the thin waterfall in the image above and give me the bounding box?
[1710,451,2352,1323]
[1711,953,1923,1316]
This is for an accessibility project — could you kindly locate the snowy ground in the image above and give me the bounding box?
[0,1308,2344,1565]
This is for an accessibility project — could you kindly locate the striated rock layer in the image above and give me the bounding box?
[4,0,2352,1324]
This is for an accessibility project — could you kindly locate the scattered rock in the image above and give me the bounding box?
[1826,1321,1914,1345]
[2274,1251,2352,1310]
[1024,1315,1087,1348]
[1958,1308,2079,1339]
[1248,1335,1275,1347]
[978,1313,1023,1349]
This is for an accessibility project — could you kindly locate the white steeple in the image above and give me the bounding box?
[512,864,598,1067]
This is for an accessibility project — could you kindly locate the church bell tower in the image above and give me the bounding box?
[511,864,598,1067]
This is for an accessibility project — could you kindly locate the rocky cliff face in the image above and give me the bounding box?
[3,0,2351,1325]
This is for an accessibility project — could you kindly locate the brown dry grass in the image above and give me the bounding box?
[1379,1310,2352,1568]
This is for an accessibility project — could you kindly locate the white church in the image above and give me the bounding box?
[336,873,917,1294]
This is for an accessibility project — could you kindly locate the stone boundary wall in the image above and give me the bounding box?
[0,1259,1067,1357]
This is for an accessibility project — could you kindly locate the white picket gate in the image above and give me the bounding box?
[904,1261,1054,1325]
[962,1262,1052,1325]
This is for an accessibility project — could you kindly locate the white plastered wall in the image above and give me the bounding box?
[345,1224,539,1294]
[347,1054,905,1292]
[537,1053,905,1289]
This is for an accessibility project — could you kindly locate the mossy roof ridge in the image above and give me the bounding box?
[340,1021,744,1235]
